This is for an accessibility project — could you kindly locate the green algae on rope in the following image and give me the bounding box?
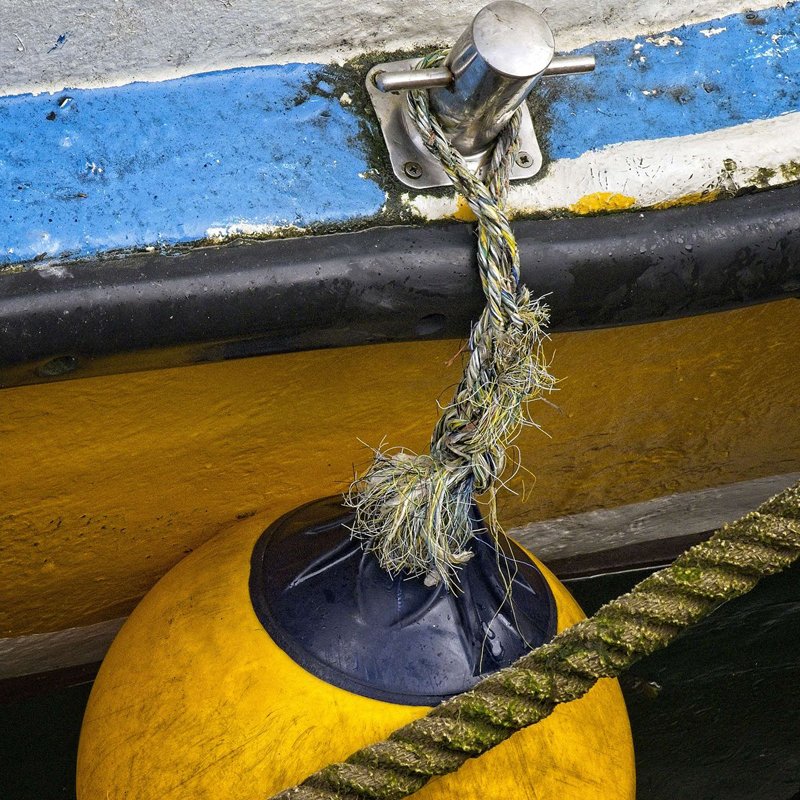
[273,480,800,800]
[346,52,556,589]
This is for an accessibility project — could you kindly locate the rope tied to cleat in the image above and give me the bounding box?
[272,479,800,800]
[271,54,800,800]
[346,52,556,589]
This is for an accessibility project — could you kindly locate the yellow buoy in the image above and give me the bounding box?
[77,499,635,799]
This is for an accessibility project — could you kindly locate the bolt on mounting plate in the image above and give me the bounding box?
[366,59,543,191]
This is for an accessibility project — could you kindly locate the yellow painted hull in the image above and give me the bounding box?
[76,512,635,799]
[2,299,799,638]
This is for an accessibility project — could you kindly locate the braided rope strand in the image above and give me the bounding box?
[346,53,555,588]
[272,479,800,800]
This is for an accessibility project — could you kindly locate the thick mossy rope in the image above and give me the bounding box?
[346,52,555,589]
[272,480,800,800]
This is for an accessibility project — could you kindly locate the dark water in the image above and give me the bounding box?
[571,562,800,800]
[0,679,92,799]
[1,562,797,800]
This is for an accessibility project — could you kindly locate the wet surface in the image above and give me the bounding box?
[1,560,797,799]
[570,561,800,800]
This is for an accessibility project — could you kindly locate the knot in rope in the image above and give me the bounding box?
[346,52,555,589]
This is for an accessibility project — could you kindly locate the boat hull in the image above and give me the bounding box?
[1,298,798,645]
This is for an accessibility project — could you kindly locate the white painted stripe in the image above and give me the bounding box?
[408,112,800,219]
[0,0,778,96]
[1,472,795,681]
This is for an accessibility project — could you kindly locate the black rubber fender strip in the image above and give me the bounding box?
[1,185,798,388]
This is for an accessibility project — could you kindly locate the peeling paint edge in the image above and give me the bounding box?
[6,125,800,274]
[205,222,308,243]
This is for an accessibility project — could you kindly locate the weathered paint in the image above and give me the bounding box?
[1,299,798,639]
[0,0,767,97]
[410,112,800,219]
[0,65,384,263]
[77,517,634,799]
[545,4,800,159]
[2,4,800,264]
[569,191,636,214]
[453,194,479,222]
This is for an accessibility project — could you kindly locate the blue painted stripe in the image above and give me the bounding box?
[545,3,800,159]
[1,4,799,265]
[0,64,384,264]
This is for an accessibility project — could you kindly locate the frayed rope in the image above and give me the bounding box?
[345,52,555,589]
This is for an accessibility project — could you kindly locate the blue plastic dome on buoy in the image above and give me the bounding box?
[251,498,558,705]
